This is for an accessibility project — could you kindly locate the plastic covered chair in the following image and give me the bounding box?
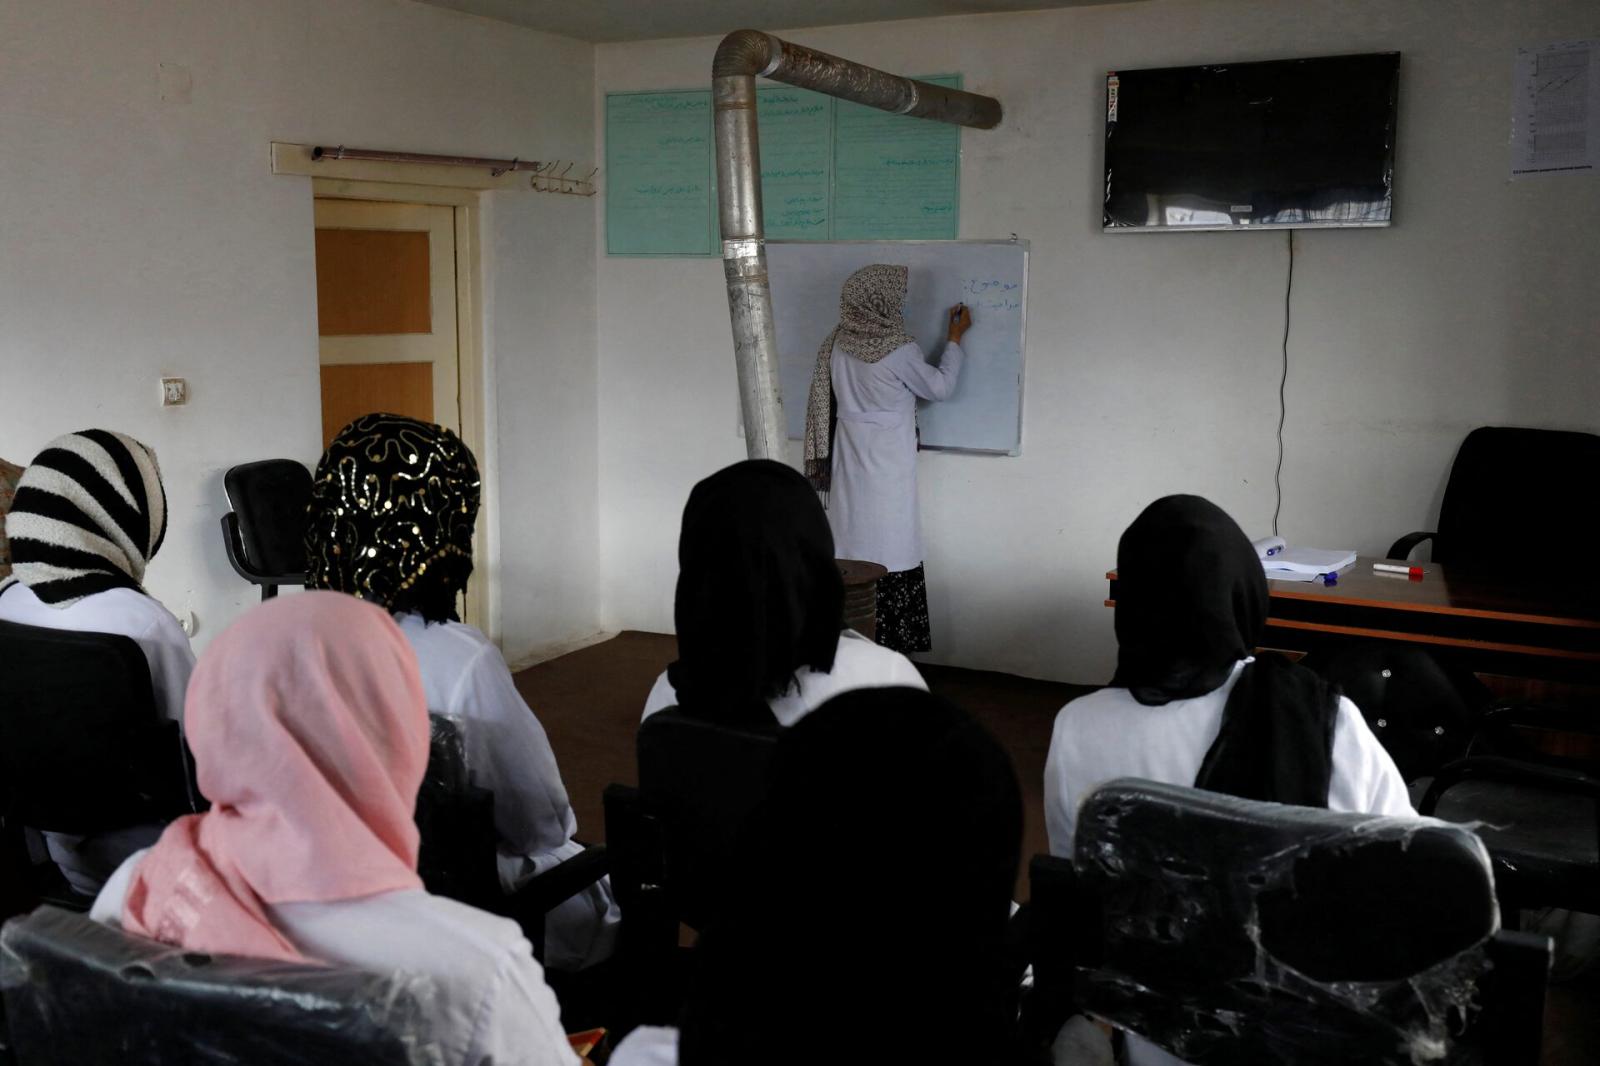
[1026,779,1552,1066]
[221,460,312,600]
[0,906,440,1066]
[1387,426,1600,574]
[1420,702,1600,922]
[0,621,197,911]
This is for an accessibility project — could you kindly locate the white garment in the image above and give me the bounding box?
[641,630,928,727]
[608,1026,680,1066]
[398,613,619,971]
[1042,658,1413,1066]
[92,851,579,1066]
[0,583,195,894]
[828,340,964,572]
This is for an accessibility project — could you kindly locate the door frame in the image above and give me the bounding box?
[310,177,493,638]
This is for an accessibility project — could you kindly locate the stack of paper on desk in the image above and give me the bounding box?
[1263,547,1358,577]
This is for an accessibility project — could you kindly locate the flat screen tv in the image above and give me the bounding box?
[1103,52,1400,232]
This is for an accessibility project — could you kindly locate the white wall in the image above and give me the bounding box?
[0,0,600,663]
[594,0,1600,684]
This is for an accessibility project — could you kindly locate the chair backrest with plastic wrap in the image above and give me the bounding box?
[412,714,500,913]
[635,708,781,932]
[1029,780,1553,1066]
[0,906,442,1066]
[0,620,191,836]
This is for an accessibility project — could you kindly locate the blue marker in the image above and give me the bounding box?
[1321,572,1338,587]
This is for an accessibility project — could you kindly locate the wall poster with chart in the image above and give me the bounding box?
[605,77,963,255]
[766,240,1027,455]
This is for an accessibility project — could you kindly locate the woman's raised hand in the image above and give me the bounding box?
[947,303,973,343]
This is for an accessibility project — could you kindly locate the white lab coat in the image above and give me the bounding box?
[399,613,619,971]
[0,583,195,894]
[641,630,928,727]
[92,851,579,1066]
[828,340,964,573]
[608,1026,680,1066]
[1042,658,1414,1066]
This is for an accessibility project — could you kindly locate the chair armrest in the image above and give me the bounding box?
[1480,702,1600,737]
[1387,531,1435,561]
[511,845,609,917]
[1419,755,1600,816]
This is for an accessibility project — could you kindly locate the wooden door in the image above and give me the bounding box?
[314,199,459,445]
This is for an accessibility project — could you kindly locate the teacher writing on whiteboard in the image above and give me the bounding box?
[803,263,971,654]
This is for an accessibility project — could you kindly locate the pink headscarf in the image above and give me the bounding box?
[122,591,430,962]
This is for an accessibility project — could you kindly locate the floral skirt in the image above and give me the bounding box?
[875,563,931,654]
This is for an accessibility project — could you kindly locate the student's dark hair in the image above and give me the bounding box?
[664,459,845,727]
[304,413,480,623]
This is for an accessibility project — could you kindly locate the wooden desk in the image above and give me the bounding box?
[1106,558,1600,683]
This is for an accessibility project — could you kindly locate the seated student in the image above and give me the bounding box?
[0,430,194,894]
[91,593,579,1066]
[1043,494,1411,1066]
[305,413,616,972]
[642,459,926,728]
[612,687,1035,1066]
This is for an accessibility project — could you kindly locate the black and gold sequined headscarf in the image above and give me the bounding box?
[305,413,480,623]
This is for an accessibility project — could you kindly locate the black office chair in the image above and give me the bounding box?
[1027,780,1552,1066]
[413,714,609,965]
[0,906,438,1066]
[1388,426,1600,574]
[1419,704,1600,924]
[0,621,197,912]
[1301,644,1486,785]
[603,708,782,1025]
[221,459,312,600]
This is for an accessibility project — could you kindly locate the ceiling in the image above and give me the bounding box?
[414,0,1124,44]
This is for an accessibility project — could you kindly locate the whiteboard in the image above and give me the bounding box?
[767,240,1027,454]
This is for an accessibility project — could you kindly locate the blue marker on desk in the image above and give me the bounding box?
[1321,572,1338,587]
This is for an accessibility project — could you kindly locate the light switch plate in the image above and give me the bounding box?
[161,377,187,406]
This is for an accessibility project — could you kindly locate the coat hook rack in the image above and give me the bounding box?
[531,161,599,197]
[309,145,597,195]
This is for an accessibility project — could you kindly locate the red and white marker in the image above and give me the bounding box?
[1373,562,1424,580]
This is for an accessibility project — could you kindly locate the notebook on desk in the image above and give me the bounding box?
[1252,537,1357,578]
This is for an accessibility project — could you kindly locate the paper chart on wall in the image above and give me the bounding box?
[767,239,1027,454]
[604,91,714,255]
[604,76,963,254]
[1510,39,1599,178]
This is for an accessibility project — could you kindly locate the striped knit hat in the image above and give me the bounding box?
[0,430,167,607]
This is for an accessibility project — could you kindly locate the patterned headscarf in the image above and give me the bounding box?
[0,430,166,607]
[803,264,916,492]
[305,413,480,621]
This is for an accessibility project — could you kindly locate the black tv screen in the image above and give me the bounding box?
[1103,53,1400,231]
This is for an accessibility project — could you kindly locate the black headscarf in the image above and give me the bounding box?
[679,688,1026,1066]
[665,460,844,727]
[304,413,480,623]
[1111,495,1338,807]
